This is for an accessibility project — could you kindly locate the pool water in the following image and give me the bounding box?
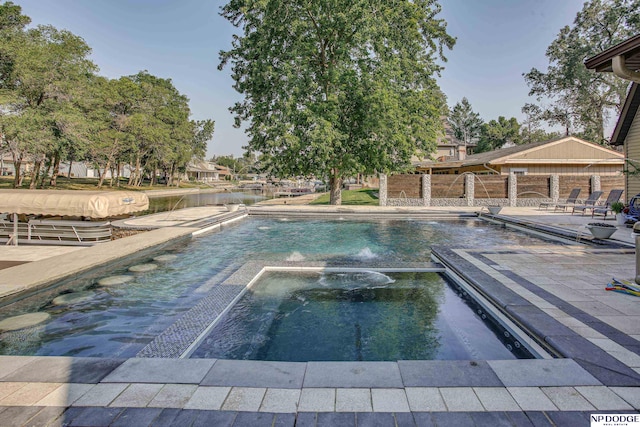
[190,271,534,361]
[0,218,563,357]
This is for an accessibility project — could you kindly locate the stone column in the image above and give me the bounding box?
[465,173,474,207]
[591,175,601,194]
[508,173,517,207]
[550,174,559,202]
[422,174,431,207]
[379,174,388,206]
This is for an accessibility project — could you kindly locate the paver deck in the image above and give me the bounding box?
[0,205,638,426]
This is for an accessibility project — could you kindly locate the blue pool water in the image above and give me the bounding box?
[0,218,562,357]
[190,271,534,361]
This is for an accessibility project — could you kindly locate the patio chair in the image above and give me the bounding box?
[591,189,625,219]
[570,190,604,215]
[542,188,580,211]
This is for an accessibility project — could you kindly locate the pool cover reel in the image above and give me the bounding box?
[606,277,640,297]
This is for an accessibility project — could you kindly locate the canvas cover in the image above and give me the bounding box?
[0,190,149,218]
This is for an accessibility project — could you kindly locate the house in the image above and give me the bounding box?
[412,118,476,164]
[186,160,231,182]
[585,34,640,198]
[414,136,624,176]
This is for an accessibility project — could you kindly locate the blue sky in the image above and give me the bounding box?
[14,0,586,158]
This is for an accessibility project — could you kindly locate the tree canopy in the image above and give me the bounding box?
[448,97,483,147]
[220,0,454,204]
[523,0,640,144]
[0,1,214,189]
[475,116,521,153]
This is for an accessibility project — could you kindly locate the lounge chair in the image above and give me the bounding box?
[571,191,604,215]
[591,189,625,219]
[541,188,580,211]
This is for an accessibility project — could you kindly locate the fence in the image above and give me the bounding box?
[379,173,625,207]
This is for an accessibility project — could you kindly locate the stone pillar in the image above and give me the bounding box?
[508,173,517,207]
[591,175,601,194]
[550,174,560,202]
[422,174,431,207]
[379,174,388,206]
[465,173,474,207]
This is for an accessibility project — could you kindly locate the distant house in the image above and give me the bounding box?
[186,160,231,182]
[414,136,624,176]
[412,118,476,164]
[585,34,640,198]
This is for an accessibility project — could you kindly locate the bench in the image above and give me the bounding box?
[0,219,111,246]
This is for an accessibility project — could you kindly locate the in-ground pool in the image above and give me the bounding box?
[0,218,565,358]
[190,270,535,361]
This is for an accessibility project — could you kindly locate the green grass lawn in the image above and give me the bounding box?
[310,188,379,205]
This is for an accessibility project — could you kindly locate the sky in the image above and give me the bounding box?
[13,0,587,158]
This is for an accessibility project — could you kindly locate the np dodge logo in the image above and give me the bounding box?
[121,198,135,204]
[591,414,640,427]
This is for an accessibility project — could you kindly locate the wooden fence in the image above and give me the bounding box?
[387,174,421,198]
[383,173,625,207]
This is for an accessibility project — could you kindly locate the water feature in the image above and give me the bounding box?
[0,218,567,357]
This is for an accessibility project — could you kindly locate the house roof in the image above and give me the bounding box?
[417,136,624,169]
[611,82,640,145]
[584,34,640,73]
[585,34,640,146]
[187,159,219,173]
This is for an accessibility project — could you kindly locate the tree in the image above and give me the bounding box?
[0,1,30,90]
[121,71,205,187]
[523,0,640,144]
[475,116,521,153]
[448,97,483,147]
[220,0,455,204]
[0,23,96,188]
[520,103,561,144]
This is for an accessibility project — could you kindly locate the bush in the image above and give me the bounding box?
[611,201,625,214]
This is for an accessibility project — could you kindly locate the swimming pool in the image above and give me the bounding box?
[0,218,565,358]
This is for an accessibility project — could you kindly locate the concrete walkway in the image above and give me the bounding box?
[0,205,638,426]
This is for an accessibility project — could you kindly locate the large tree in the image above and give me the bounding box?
[0,23,96,188]
[220,0,455,204]
[448,97,483,147]
[475,116,521,153]
[524,0,640,144]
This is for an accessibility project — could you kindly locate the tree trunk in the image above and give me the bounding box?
[116,162,121,187]
[39,155,53,188]
[13,159,22,188]
[97,160,111,188]
[49,152,61,187]
[329,170,342,205]
[168,164,174,187]
[68,160,73,179]
[29,156,44,189]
